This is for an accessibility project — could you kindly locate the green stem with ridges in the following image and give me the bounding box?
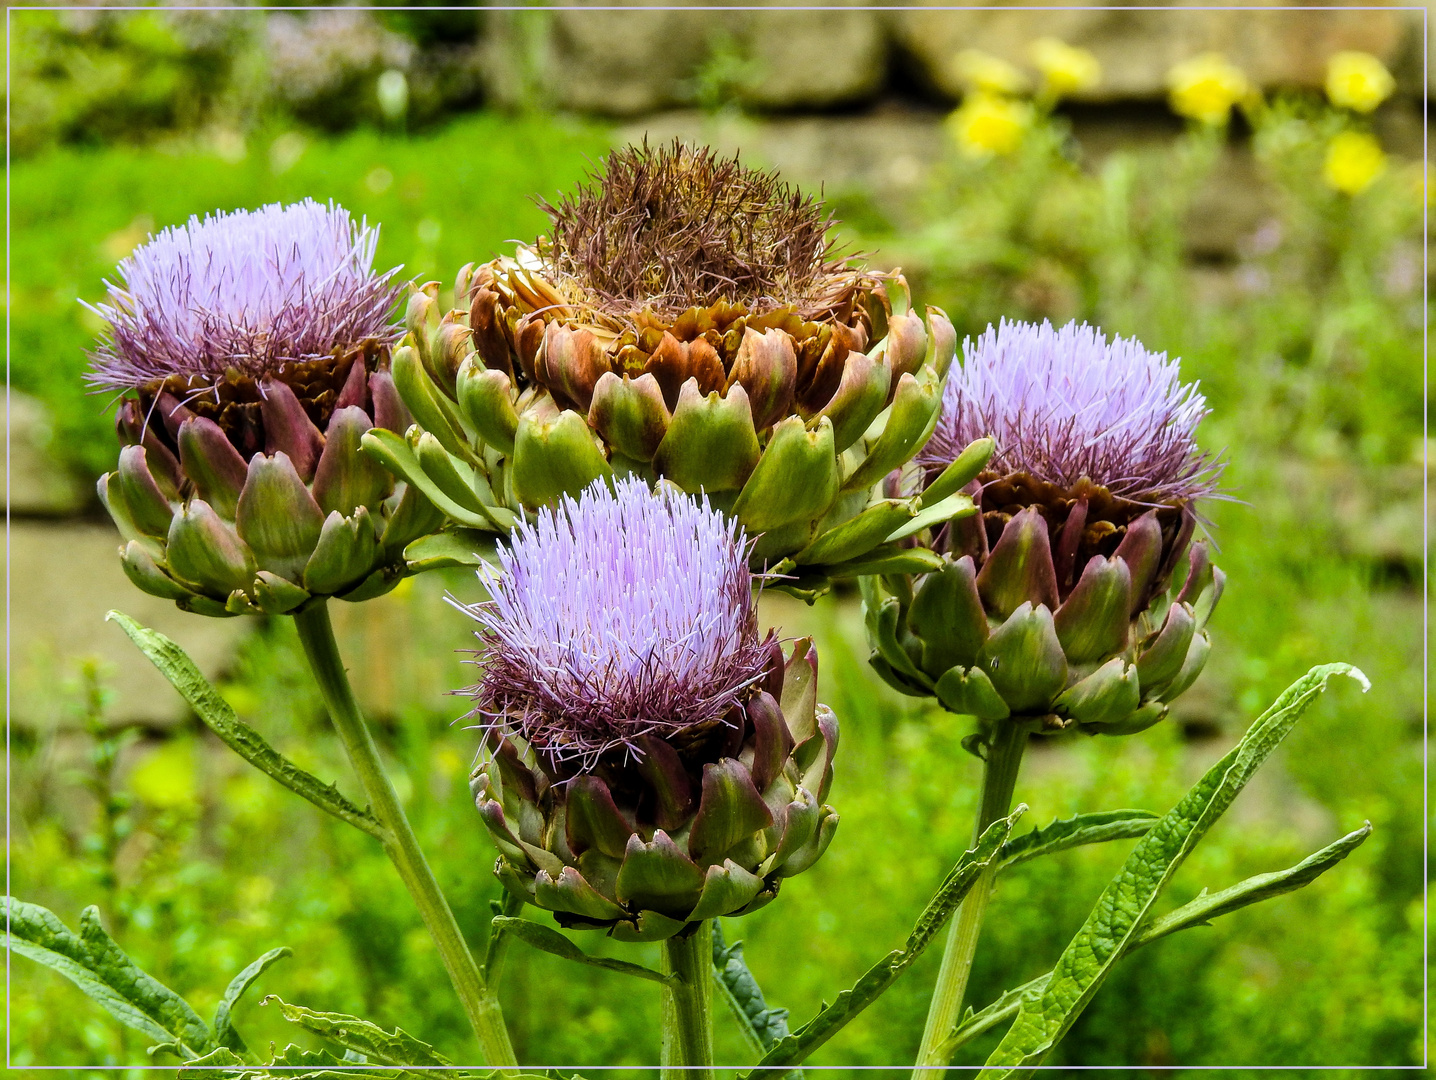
[292,601,519,1073]
[910,720,1028,1079]
[661,921,715,1080]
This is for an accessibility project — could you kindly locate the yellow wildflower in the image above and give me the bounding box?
[1030,37,1101,98]
[1325,51,1395,113]
[949,92,1033,158]
[1323,131,1386,195]
[1167,52,1250,125]
[952,48,1029,96]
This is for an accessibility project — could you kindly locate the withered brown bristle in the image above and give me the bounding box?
[535,140,854,320]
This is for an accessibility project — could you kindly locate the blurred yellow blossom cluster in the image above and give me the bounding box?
[1321,51,1396,196]
[947,92,1033,158]
[1030,36,1102,98]
[1160,48,1398,198]
[1166,52,1251,125]
[1325,50,1396,113]
[1323,130,1387,196]
[947,38,1100,159]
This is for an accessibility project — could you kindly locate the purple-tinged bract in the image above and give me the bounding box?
[87,199,403,394]
[919,319,1220,504]
[460,476,773,768]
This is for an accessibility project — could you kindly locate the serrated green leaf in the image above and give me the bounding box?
[178,1046,256,1079]
[741,805,1025,1078]
[214,947,292,1052]
[1136,821,1372,943]
[267,1044,347,1067]
[3,896,215,1058]
[264,995,451,1068]
[976,663,1368,1079]
[711,921,792,1057]
[997,810,1159,870]
[107,611,389,843]
[492,916,675,985]
[942,821,1372,1059]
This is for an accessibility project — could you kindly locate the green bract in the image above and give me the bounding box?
[864,504,1223,736]
[99,350,452,618]
[366,271,965,596]
[360,143,975,596]
[470,641,839,942]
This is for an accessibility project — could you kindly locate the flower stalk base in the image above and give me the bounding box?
[911,721,1028,1078]
[292,601,518,1073]
[660,921,715,1080]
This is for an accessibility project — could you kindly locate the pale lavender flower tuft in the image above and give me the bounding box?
[86,198,403,393]
[457,477,773,768]
[920,319,1221,503]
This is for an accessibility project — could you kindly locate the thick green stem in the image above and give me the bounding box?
[292,601,519,1073]
[660,921,715,1080]
[911,721,1028,1079]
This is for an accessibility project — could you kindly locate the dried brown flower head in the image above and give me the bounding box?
[534,140,859,322]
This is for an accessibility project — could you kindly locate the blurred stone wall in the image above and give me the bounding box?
[479,3,1423,115]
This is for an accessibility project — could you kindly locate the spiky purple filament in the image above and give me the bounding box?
[920,319,1221,503]
[86,199,403,393]
[458,477,772,769]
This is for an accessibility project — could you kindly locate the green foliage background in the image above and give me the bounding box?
[8,89,1428,1075]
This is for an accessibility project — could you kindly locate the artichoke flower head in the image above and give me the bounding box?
[89,200,445,618]
[372,140,969,596]
[866,319,1226,738]
[461,477,839,941]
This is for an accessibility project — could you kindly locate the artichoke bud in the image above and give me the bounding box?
[87,202,455,616]
[471,636,840,943]
[379,143,951,592]
[866,319,1226,736]
[462,482,839,939]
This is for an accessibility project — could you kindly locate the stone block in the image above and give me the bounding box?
[483,2,886,116]
[7,392,84,516]
[6,520,249,729]
[888,5,1419,103]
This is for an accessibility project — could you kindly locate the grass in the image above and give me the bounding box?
[7,103,1428,1073]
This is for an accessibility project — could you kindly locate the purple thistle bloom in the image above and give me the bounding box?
[457,477,774,769]
[920,319,1221,504]
[86,199,403,394]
